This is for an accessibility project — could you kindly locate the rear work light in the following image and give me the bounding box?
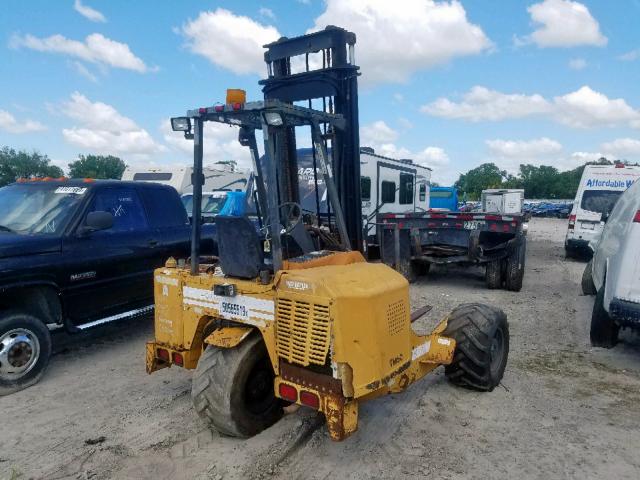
[568,214,576,229]
[634,210,640,223]
[157,348,169,362]
[279,383,297,402]
[300,391,320,410]
[172,352,184,367]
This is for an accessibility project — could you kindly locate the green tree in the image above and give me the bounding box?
[455,163,507,200]
[0,146,63,187]
[68,154,127,179]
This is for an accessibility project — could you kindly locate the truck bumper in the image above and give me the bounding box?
[610,298,640,328]
[145,341,199,373]
[565,238,590,252]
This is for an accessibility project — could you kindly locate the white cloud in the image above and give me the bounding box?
[421,86,551,121]
[70,61,98,82]
[308,0,492,85]
[618,49,640,62]
[180,9,280,76]
[10,33,151,73]
[522,0,607,48]
[0,109,47,134]
[423,85,640,129]
[361,120,398,145]
[60,93,164,157]
[74,0,106,23]
[601,138,640,158]
[486,138,563,158]
[568,58,587,70]
[259,7,276,20]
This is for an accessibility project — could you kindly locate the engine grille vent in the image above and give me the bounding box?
[276,298,331,367]
[387,300,406,335]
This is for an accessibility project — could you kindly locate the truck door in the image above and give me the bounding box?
[63,186,159,324]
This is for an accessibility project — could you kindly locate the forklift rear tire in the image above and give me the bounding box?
[590,285,618,348]
[191,333,283,438]
[443,303,509,392]
[505,238,526,292]
[581,260,597,295]
[485,261,502,289]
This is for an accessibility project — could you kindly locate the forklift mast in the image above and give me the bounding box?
[260,26,362,251]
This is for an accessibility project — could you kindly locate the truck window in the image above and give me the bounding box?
[88,188,148,232]
[142,188,189,227]
[381,181,396,204]
[580,190,622,216]
[399,173,414,205]
[133,172,172,181]
[419,184,426,202]
[361,177,371,201]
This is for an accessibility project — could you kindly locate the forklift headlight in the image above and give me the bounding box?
[171,117,191,132]
[263,112,284,126]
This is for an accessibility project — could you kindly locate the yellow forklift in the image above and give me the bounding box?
[146,27,509,441]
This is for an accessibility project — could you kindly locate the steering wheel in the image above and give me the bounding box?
[278,202,303,234]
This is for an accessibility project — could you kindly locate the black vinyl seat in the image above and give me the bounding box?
[215,216,265,279]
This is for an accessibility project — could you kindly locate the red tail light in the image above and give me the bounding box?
[172,352,184,366]
[157,348,169,361]
[300,391,320,409]
[634,210,640,223]
[279,383,297,402]
[568,214,576,229]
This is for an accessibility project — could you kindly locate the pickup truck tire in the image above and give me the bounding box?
[581,260,597,295]
[443,303,509,391]
[0,311,52,396]
[590,285,619,348]
[485,261,502,289]
[505,238,526,292]
[191,333,283,438]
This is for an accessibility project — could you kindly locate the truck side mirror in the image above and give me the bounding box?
[78,211,114,235]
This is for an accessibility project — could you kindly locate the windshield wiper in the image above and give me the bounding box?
[0,225,16,233]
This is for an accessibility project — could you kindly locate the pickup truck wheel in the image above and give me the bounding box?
[191,333,283,438]
[590,286,619,348]
[443,303,509,391]
[485,261,502,289]
[581,260,597,295]
[0,311,52,396]
[505,238,526,292]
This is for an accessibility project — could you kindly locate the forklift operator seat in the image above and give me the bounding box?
[215,216,265,279]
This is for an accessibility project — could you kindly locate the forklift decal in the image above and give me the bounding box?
[182,286,274,326]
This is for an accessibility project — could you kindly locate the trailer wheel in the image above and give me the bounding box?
[505,238,526,292]
[581,260,597,295]
[191,333,283,437]
[485,261,502,289]
[397,258,417,283]
[590,285,618,348]
[443,303,509,391]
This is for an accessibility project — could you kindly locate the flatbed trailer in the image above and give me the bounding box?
[378,211,527,291]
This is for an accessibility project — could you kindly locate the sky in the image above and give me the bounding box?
[1,0,640,184]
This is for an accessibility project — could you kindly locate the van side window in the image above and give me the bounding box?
[87,188,148,232]
[381,181,396,204]
[419,184,426,202]
[361,176,371,201]
[399,173,414,205]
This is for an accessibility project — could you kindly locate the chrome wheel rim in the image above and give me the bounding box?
[0,328,41,380]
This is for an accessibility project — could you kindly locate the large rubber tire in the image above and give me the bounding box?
[505,238,526,292]
[590,286,619,348]
[485,261,502,289]
[191,333,283,438]
[397,258,417,283]
[443,303,509,391]
[0,311,52,396]
[581,260,597,295]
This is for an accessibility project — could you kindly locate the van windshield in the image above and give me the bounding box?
[580,190,622,216]
[181,193,228,216]
[0,184,86,235]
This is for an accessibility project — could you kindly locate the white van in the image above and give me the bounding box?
[582,178,640,347]
[565,164,640,257]
[121,165,249,194]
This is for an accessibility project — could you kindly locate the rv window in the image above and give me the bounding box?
[133,172,172,181]
[580,190,622,216]
[361,176,371,201]
[431,190,453,198]
[399,173,414,205]
[381,181,396,204]
[419,184,426,202]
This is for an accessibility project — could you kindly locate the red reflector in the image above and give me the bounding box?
[430,213,446,219]
[279,383,297,402]
[615,163,625,168]
[199,107,207,114]
[634,210,640,223]
[490,223,498,231]
[232,102,242,110]
[502,224,510,232]
[428,222,436,227]
[485,215,501,221]
[568,214,576,229]
[157,348,169,361]
[458,214,474,221]
[172,352,184,366]
[214,105,224,112]
[455,223,463,228]
[300,391,320,409]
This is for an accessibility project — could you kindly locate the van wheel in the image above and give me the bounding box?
[590,286,618,348]
[0,311,52,396]
[505,238,526,292]
[191,334,283,437]
[581,260,597,295]
[443,304,509,391]
[485,261,502,289]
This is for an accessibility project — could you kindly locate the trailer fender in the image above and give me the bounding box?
[204,326,254,348]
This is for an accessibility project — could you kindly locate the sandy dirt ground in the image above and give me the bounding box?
[2,217,640,480]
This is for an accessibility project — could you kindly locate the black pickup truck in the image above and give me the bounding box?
[0,179,216,395]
